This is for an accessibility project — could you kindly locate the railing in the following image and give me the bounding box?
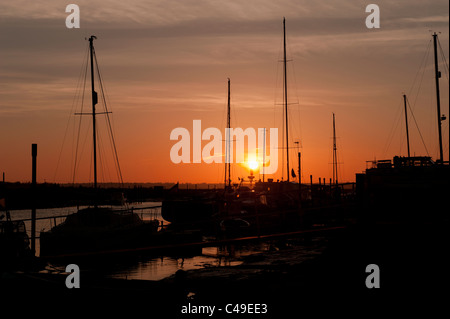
[10,205,164,239]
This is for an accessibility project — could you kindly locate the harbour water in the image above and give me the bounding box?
[9,202,163,256]
[8,202,274,281]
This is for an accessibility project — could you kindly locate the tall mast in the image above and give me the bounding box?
[432,32,443,163]
[403,94,411,158]
[225,78,231,188]
[332,113,338,186]
[263,128,266,183]
[89,35,98,189]
[283,17,290,182]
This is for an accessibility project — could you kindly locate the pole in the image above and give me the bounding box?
[297,152,302,225]
[403,94,411,157]
[432,33,443,163]
[298,152,301,205]
[89,36,98,188]
[31,144,37,256]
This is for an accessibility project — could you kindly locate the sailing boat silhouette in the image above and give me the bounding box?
[358,32,449,222]
[40,36,159,257]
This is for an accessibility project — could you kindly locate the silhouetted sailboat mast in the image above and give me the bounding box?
[225,78,231,189]
[403,94,411,158]
[74,35,123,189]
[283,17,290,182]
[89,35,99,189]
[432,32,444,163]
[332,113,338,186]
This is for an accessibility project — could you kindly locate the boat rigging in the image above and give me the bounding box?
[72,35,124,188]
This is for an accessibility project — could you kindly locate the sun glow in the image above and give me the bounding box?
[247,161,259,170]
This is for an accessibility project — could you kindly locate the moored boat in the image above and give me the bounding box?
[40,36,162,257]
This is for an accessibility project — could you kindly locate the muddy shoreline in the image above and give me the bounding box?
[2,220,447,316]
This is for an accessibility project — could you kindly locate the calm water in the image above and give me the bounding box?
[8,202,272,281]
[9,202,163,257]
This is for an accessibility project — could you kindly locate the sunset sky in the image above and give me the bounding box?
[0,0,448,185]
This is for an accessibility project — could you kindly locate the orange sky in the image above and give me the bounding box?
[0,0,449,185]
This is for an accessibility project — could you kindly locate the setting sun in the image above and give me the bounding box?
[247,161,259,170]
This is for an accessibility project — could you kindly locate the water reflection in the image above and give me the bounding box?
[9,202,273,281]
[105,242,271,281]
[41,243,271,281]
[9,202,163,257]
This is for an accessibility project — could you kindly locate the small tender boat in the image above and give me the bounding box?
[0,213,31,261]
